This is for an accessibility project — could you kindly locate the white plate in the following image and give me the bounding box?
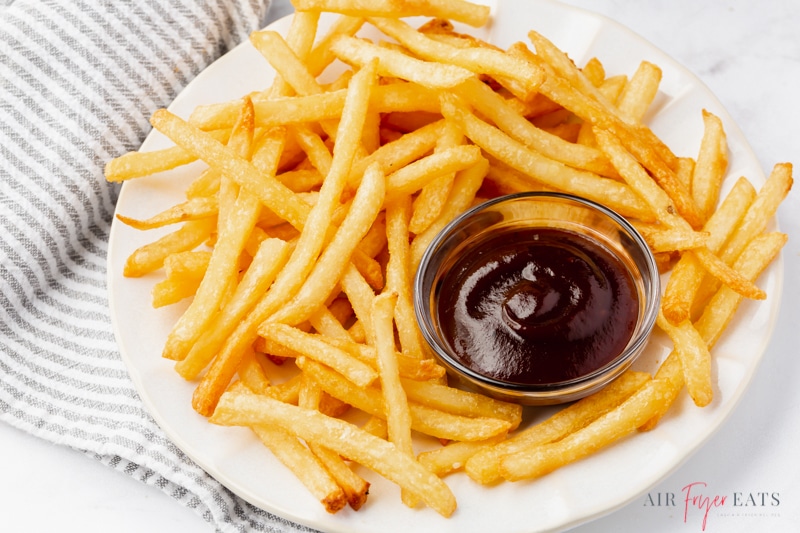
[107,1,783,532]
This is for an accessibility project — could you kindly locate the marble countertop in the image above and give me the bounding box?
[4,0,798,531]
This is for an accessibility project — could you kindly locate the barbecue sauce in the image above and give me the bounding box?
[436,227,639,385]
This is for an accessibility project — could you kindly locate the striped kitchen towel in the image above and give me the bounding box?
[0,1,314,531]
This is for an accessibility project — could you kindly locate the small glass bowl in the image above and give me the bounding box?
[414,192,660,405]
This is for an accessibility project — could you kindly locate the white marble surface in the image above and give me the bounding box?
[3,0,799,531]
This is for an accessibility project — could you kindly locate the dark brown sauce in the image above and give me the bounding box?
[437,226,639,385]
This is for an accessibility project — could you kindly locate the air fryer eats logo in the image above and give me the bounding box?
[644,481,781,531]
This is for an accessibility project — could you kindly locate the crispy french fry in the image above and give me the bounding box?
[499,379,666,481]
[259,322,378,387]
[211,388,458,517]
[370,16,544,100]
[615,61,661,123]
[116,196,218,230]
[123,218,216,277]
[271,162,385,325]
[293,0,490,27]
[332,35,474,89]
[175,237,290,379]
[692,110,729,223]
[440,93,653,220]
[661,177,756,324]
[464,370,650,484]
[657,311,713,407]
[298,357,512,442]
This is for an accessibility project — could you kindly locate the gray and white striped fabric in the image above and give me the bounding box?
[0,1,314,531]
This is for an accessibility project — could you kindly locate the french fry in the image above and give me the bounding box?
[211,388,458,517]
[259,322,378,387]
[175,237,291,379]
[298,377,370,510]
[384,196,427,359]
[440,94,653,220]
[225,384,348,514]
[410,156,488,270]
[408,121,461,235]
[499,379,667,482]
[370,16,544,100]
[151,250,211,307]
[695,231,787,349]
[417,435,506,477]
[691,163,792,315]
[615,61,662,123]
[454,77,619,177]
[641,230,787,430]
[332,35,476,91]
[692,110,729,223]
[465,370,650,484]
[271,162,386,325]
[657,311,713,407]
[293,0,490,28]
[162,99,264,361]
[298,357,512,441]
[401,378,523,428]
[371,291,418,506]
[661,176,756,324]
[123,218,216,277]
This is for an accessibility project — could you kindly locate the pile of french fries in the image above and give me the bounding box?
[106,0,792,518]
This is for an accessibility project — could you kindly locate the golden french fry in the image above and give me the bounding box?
[594,127,690,230]
[152,109,309,230]
[259,322,378,387]
[298,357,512,442]
[104,129,230,182]
[691,163,792,314]
[371,291,417,506]
[116,196,218,231]
[410,157,488,270]
[237,347,272,395]
[271,162,385,325]
[691,246,766,300]
[454,77,619,177]
[331,34,474,89]
[384,196,427,359]
[370,16,544,100]
[211,388,458,517]
[225,384,347,513]
[695,232,787,348]
[408,122,462,234]
[318,333,446,380]
[385,144,484,199]
[293,0,490,27]
[661,177,756,324]
[306,15,365,77]
[297,377,370,510]
[151,250,212,307]
[250,30,322,97]
[637,350,684,432]
[440,94,652,220]
[401,378,523,429]
[417,435,506,477]
[499,379,666,482]
[615,61,662,123]
[123,218,216,277]
[175,237,290,379]
[657,311,713,407]
[692,110,729,223]
[464,370,650,484]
